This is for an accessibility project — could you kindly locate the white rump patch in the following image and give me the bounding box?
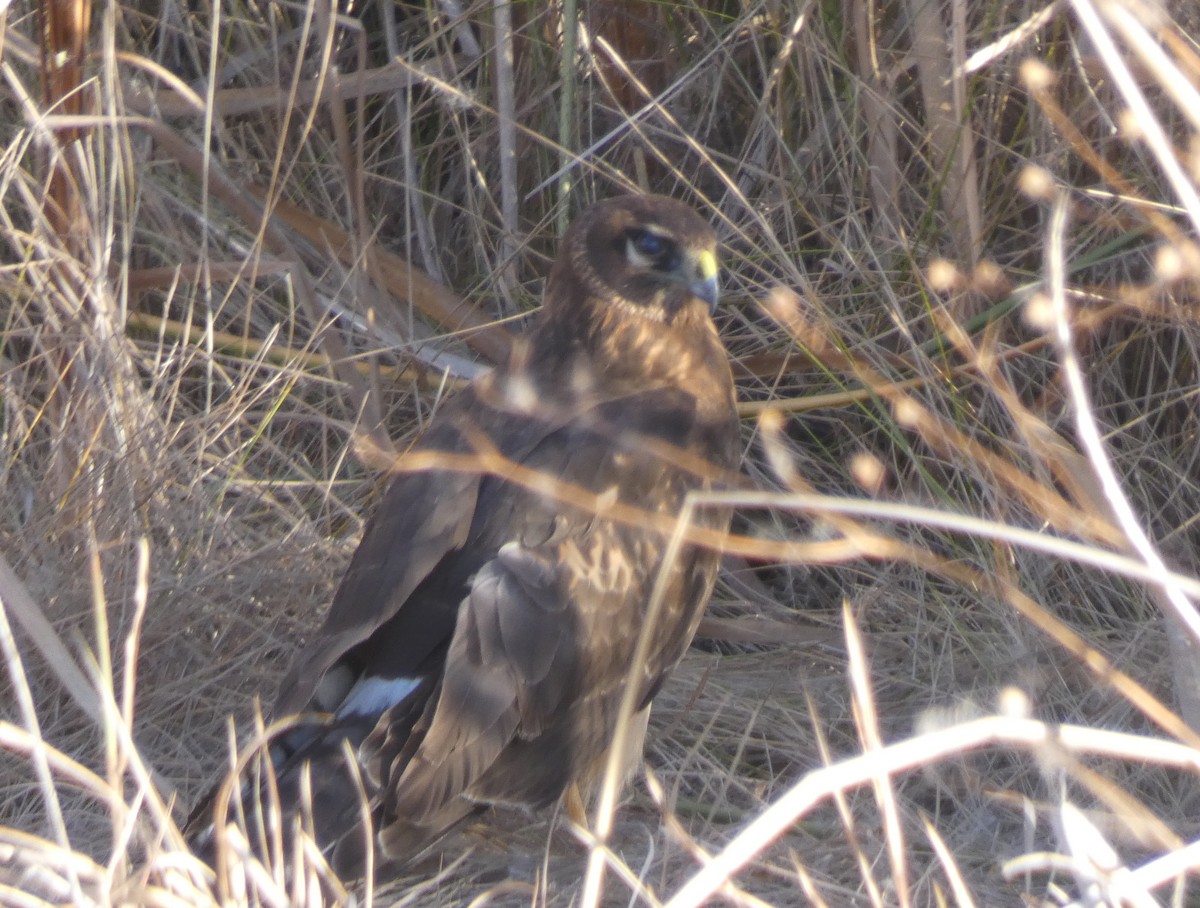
[336,675,421,718]
[503,374,538,413]
[594,484,619,512]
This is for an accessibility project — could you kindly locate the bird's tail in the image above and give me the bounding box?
[184,712,379,880]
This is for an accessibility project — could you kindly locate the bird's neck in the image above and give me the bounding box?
[527,297,735,415]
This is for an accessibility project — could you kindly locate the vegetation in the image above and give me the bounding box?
[2,0,1200,904]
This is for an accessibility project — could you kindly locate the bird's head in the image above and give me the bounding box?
[550,194,720,324]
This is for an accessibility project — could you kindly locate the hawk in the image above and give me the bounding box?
[188,194,741,876]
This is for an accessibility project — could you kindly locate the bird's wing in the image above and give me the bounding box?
[271,381,566,720]
[365,387,726,840]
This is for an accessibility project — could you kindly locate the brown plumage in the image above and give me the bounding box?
[187,194,740,877]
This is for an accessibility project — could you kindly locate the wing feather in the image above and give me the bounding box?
[271,379,579,719]
[370,398,730,837]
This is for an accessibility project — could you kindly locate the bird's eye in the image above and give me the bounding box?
[632,230,665,258]
[625,228,679,272]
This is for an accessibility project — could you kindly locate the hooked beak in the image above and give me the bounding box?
[687,248,720,313]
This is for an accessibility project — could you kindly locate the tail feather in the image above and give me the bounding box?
[184,715,374,875]
[185,676,448,879]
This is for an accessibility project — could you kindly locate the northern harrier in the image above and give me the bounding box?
[188,194,741,876]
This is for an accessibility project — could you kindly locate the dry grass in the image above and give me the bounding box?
[3,0,1200,904]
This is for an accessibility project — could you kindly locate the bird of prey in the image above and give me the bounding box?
[188,194,741,877]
